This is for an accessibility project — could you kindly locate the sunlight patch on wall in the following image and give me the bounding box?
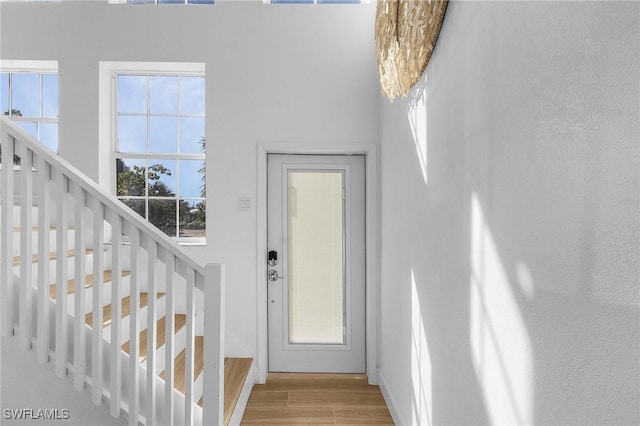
[411,269,433,425]
[470,193,532,425]
[516,262,535,299]
[408,86,428,185]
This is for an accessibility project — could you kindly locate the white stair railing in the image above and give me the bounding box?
[0,116,224,426]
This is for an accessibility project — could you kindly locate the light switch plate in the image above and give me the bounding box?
[237,197,252,211]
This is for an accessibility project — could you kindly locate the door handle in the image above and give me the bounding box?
[267,250,284,281]
[268,269,285,282]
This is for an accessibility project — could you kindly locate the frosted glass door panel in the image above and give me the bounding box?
[287,171,345,345]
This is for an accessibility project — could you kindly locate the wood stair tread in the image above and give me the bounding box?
[11,224,240,422]
[126,333,251,425]
[49,270,130,299]
[11,226,70,232]
[13,248,94,267]
[85,291,164,328]
[159,336,205,395]
[196,357,230,408]
[121,312,185,361]
[221,358,252,425]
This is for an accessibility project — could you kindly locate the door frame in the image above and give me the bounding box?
[256,142,378,384]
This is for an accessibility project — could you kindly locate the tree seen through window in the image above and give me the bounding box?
[1,71,59,155]
[115,74,205,240]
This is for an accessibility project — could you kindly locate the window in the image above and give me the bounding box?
[1,67,59,153]
[108,0,214,4]
[267,0,364,3]
[115,73,206,241]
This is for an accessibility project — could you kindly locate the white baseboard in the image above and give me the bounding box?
[378,368,406,426]
[228,363,257,426]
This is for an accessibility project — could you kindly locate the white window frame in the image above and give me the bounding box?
[107,0,214,4]
[0,1,61,3]
[0,60,59,153]
[99,61,206,245]
[262,0,369,4]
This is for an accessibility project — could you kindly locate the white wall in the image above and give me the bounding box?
[0,1,379,358]
[379,1,639,425]
[2,336,126,426]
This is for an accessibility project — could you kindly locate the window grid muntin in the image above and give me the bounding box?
[115,72,205,239]
[117,73,205,155]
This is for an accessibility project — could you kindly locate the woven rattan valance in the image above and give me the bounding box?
[375,0,448,100]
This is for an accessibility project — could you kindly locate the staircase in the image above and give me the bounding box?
[0,117,251,425]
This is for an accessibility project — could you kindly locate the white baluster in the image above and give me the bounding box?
[203,263,225,426]
[91,197,105,405]
[1,119,222,426]
[1,131,15,338]
[36,156,51,364]
[73,183,87,391]
[110,211,123,418]
[55,169,69,378]
[146,237,158,426]
[127,222,140,426]
[19,143,33,351]
[184,265,195,426]
[163,250,175,426]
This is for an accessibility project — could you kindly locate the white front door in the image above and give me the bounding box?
[267,154,366,373]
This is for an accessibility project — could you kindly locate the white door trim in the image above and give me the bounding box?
[256,142,378,385]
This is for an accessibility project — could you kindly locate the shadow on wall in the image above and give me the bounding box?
[403,87,639,424]
[395,1,640,423]
[398,74,488,426]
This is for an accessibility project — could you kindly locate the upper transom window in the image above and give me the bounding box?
[267,0,364,3]
[108,0,214,4]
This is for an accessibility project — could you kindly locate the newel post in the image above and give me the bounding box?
[203,263,225,426]
[1,127,15,338]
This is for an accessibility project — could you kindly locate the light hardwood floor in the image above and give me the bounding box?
[241,373,394,425]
